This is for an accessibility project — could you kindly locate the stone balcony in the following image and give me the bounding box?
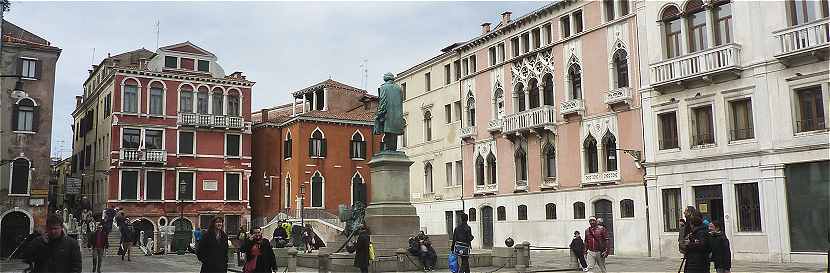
[503,105,556,134]
[474,183,497,195]
[649,43,742,92]
[560,99,584,116]
[120,148,167,163]
[541,178,559,190]
[514,180,528,192]
[582,170,620,185]
[458,126,476,140]
[487,119,504,133]
[604,87,632,106]
[178,112,246,130]
[774,18,829,66]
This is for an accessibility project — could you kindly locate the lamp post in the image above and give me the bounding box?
[299,184,305,228]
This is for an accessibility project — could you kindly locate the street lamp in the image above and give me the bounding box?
[298,184,305,228]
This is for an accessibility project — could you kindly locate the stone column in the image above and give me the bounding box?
[365,152,418,256]
[317,252,330,273]
[287,248,298,272]
[514,244,528,273]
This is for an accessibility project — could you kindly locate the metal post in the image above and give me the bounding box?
[299,184,305,228]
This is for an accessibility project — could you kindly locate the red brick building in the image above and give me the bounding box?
[251,80,380,226]
[71,42,254,238]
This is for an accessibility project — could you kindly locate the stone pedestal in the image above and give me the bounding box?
[365,151,419,255]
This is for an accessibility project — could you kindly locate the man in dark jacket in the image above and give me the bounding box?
[569,231,587,270]
[21,213,82,273]
[451,214,474,273]
[272,223,288,248]
[709,221,731,273]
[87,221,108,273]
[241,228,277,273]
[353,226,371,273]
[198,217,229,273]
[682,211,711,273]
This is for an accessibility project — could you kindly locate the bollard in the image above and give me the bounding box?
[395,248,408,272]
[317,252,330,273]
[514,244,528,273]
[287,248,298,272]
[522,242,531,267]
[568,249,578,270]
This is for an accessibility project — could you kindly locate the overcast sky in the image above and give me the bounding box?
[5,1,543,158]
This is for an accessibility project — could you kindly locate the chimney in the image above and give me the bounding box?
[260,108,270,121]
[501,11,512,25]
[75,96,83,108]
[139,58,147,69]
[481,22,491,34]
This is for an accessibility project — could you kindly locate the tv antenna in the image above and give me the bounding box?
[360,58,368,90]
[155,20,160,51]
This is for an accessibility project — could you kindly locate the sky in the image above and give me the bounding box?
[4,1,544,158]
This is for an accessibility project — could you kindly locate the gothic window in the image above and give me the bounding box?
[475,155,485,186]
[568,63,582,99]
[515,82,526,112]
[309,129,326,158]
[543,144,556,178]
[528,79,540,109]
[515,147,528,182]
[424,111,433,141]
[283,131,292,159]
[350,131,367,159]
[466,93,476,126]
[542,74,554,106]
[603,133,618,172]
[9,158,30,195]
[486,152,497,185]
[613,49,629,88]
[424,162,434,193]
[494,87,505,119]
[584,135,599,174]
[311,171,324,207]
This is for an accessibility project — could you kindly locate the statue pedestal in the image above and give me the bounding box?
[365,151,419,255]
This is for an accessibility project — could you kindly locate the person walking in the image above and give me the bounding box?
[241,227,277,273]
[20,213,82,273]
[451,213,474,273]
[197,217,229,273]
[569,231,588,271]
[87,221,108,273]
[681,208,711,273]
[103,205,116,234]
[709,221,731,273]
[353,226,371,273]
[584,216,610,273]
[119,220,134,261]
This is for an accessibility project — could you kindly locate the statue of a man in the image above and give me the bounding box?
[373,72,405,152]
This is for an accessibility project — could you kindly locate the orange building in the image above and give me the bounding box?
[250,80,380,226]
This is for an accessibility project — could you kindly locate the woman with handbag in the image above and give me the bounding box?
[353,226,371,273]
[241,228,277,273]
[197,217,229,273]
[451,214,474,273]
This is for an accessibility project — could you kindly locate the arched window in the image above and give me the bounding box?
[603,133,618,172]
[497,206,506,221]
[713,1,733,45]
[424,162,434,193]
[528,79,540,109]
[517,205,528,220]
[179,84,194,113]
[475,155,485,186]
[661,5,682,58]
[424,111,433,141]
[573,202,586,219]
[468,208,477,222]
[196,86,209,114]
[545,203,557,220]
[613,49,629,88]
[310,171,324,208]
[351,172,366,205]
[211,87,224,115]
[515,82,526,112]
[283,131,293,159]
[621,199,635,218]
[486,152,497,185]
[568,64,582,100]
[685,0,708,52]
[149,82,164,115]
[515,147,528,182]
[787,0,829,26]
[227,90,241,116]
[494,87,505,119]
[584,135,599,174]
[543,144,556,178]
[309,129,326,158]
[350,131,366,159]
[123,80,139,113]
[10,158,30,195]
[542,74,554,106]
[466,93,476,126]
[14,98,36,132]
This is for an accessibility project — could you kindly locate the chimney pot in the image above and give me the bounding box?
[501,11,513,25]
[260,108,270,120]
[75,96,83,108]
[481,22,492,34]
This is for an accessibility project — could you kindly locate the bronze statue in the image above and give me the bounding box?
[373,72,405,152]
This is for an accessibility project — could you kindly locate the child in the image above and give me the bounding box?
[709,221,731,273]
[569,230,588,271]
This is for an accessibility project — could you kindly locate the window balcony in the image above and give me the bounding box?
[474,183,497,194]
[178,113,246,130]
[487,119,504,132]
[604,87,632,106]
[774,19,829,66]
[120,148,167,163]
[582,170,620,185]
[503,105,557,134]
[514,180,528,192]
[650,43,742,91]
[560,99,584,116]
[227,116,244,129]
[541,178,558,190]
[796,117,827,133]
[458,126,476,140]
[691,133,716,148]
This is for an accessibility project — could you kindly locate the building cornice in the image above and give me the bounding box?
[645,143,830,167]
[253,115,373,129]
[115,67,255,87]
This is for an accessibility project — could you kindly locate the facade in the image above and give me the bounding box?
[250,79,380,226]
[638,0,829,263]
[0,20,60,257]
[397,44,466,236]
[70,42,254,239]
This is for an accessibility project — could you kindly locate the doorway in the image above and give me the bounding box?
[593,199,614,254]
[693,184,724,224]
[1,211,31,257]
[481,206,494,249]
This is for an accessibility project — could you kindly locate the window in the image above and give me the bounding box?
[309,129,326,157]
[455,161,463,186]
[685,0,708,52]
[424,162,433,193]
[521,33,530,54]
[532,28,541,49]
[401,83,407,100]
[498,43,505,62]
[494,88,505,119]
[454,60,462,80]
[445,104,452,123]
[497,206,506,221]
[123,84,139,113]
[468,208,477,221]
[225,215,241,237]
[659,111,679,149]
[425,72,431,91]
[518,205,528,220]
[146,171,163,200]
[120,170,138,200]
[475,156,485,186]
[212,92,224,115]
[104,94,111,116]
[225,173,241,201]
[736,183,762,232]
[14,99,35,131]
[543,24,552,45]
[486,152,497,185]
[515,147,528,182]
[621,199,634,218]
[568,64,582,99]
[20,58,38,79]
[462,59,468,76]
[467,95,476,126]
[613,49,629,88]
[691,105,715,146]
[713,1,733,45]
[470,55,477,73]
[511,37,521,57]
[620,0,630,15]
[796,86,826,132]
[164,56,178,68]
[788,0,830,26]
[198,60,210,72]
[489,47,497,66]
[573,10,584,33]
[227,93,240,116]
[444,64,451,84]
[544,145,556,178]
[180,86,194,113]
[445,162,453,188]
[662,6,682,58]
[561,16,571,38]
[424,111,433,141]
[149,84,164,115]
[528,79,540,109]
[145,129,163,150]
[283,132,292,159]
[226,134,241,157]
[584,135,599,173]
[662,188,682,231]
[310,171,324,207]
[179,131,195,154]
[454,101,462,121]
[315,89,325,110]
[9,158,30,195]
[603,133,617,172]
[605,0,615,21]
[516,82,526,112]
[197,88,209,114]
[730,98,754,140]
[545,203,557,220]
[543,75,554,106]
[573,202,585,219]
[350,132,366,159]
[122,128,141,149]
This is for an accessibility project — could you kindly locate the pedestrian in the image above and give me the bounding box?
[451,213,474,273]
[237,225,248,266]
[241,227,277,273]
[681,207,710,273]
[353,225,371,273]
[271,222,288,248]
[119,220,134,261]
[103,205,116,234]
[708,221,731,273]
[197,217,229,273]
[569,231,588,271]
[20,213,82,273]
[584,216,610,273]
[87,221,108,273]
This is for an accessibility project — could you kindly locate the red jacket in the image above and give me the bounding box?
[584,225,609,252]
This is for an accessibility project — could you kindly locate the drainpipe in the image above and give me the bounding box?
[634,4,653,257]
